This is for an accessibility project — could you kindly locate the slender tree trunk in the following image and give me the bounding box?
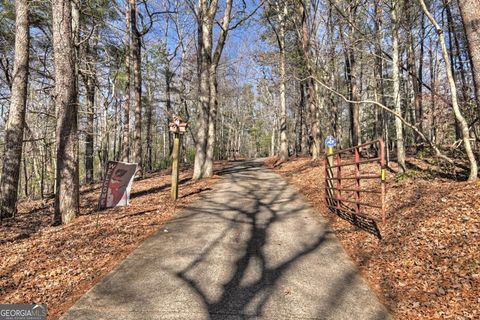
[392,0,406,171]
[52,0,79,224]
[23,151,28,197]
[300,1,320,158]
[192,7,211,180]
[84,76,95,184]
[165,67,173,155]
[113,94,119,160]
[444,0,462,140]
[102,98,109,172]
[0,0,30,219]
[84,41,95,184]
[326,4,341,145]
[373,0,386,140]
[146,68,153,172]
[205,0,232,175]
[418,13,425,135]
[346,3,361,147]
[457,0,480,114]
[420,0,478,181]
[296,82,305,155]
[278,1,288,162]
[40,144,45,199]
[271,118,276,157]
[204,65,218,176]
[405,1,422,144]
[445,2,469,109]
[131,0,142,172]
[430,35,438,143]
[122,0,131,162]
[194,0,232,179]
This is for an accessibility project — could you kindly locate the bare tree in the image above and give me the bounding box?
[344,1,361,147]
[0,0,30,219]
[299,0,321,159]
[392,0,406,171]
[419,0,478,181]
[266,0,289,163]
[193,0,233,179]
[52,0,79,224]
[83,41,96,184]
[131,0,142,172]
[457,0,480,114]
[122,0,131,162]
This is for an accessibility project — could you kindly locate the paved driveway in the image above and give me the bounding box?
[62,160,390,320]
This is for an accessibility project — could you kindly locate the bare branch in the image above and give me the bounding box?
[300,75,454,164]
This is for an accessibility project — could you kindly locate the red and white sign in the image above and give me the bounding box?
[98,161,138,209]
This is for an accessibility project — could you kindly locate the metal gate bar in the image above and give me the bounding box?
[325,139,386,225]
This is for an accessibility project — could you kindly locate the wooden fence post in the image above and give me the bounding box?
[171,132,180,200]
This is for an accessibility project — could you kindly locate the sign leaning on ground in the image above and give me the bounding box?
[98,161,138,210]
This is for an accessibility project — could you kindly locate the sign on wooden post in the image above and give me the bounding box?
[324,136,336,206]
[169,116,188,200]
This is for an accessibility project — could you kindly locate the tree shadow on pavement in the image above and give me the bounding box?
[169,160,389,319]
[60,160,389,320]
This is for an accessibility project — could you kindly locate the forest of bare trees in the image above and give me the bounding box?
[0,0,479,223]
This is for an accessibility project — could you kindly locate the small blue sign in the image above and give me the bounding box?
[324,136,337,148]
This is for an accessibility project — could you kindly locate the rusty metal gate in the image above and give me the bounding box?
[324,139,386,238]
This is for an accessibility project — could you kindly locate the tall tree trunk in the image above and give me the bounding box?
[429,35,438,143]
[52,0,79,224]
[420,0,478,181]
[204,65,218,176]
[326,3,341,145]
[165,67,173,155]
[373,0,386,140]
[192,2,212,180]
[122,0,131,162]
[418,12,425,135]
[131,0,142,172]
[300,0,320,158]
[0,0,30,219]
[204,0,232,176]
[346,2,361,147]
[444,2,469,109]
[444,0,462,140]
[392,0,406,171]
[457,0,480,114]
[102,97,109,173]
[296,81,305,155]
[84,75,95,184]
[84,41,95,184]
[271,118,276,157]
[194,0,232,179]
[146,66,153,172]
[405,1,422,144]
[278,1,289,162]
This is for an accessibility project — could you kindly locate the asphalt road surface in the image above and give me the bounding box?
[62,160,390,320]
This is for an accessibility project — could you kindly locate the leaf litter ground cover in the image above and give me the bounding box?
[0,161,228,319]
[268,156,479,320]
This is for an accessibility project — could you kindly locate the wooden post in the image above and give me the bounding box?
[380,138,386,224]
[354,146,361,214]
[326,146,335,206]
[169,116,187,200]
[336,152,341,210]
[171,133,180,200]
